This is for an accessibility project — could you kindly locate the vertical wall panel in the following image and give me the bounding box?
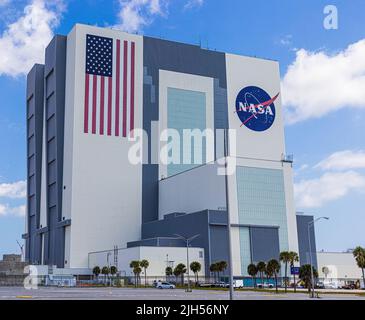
[25,64,45,264]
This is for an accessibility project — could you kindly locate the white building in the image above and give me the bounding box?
[24,23,311,277]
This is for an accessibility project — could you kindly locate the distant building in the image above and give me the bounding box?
[317,251,363,280]
[0,254,27,276]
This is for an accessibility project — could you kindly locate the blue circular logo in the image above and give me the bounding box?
[235,86,279,132]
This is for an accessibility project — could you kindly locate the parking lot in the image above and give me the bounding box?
[0,286,364,300]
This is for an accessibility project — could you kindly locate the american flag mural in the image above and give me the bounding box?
[84,34,135,137]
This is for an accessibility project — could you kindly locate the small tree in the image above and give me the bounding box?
[133,266,142,286]
[210,263,218,282]
[173,267,181,283]
[267,259,281,293]
[299,264,318,293]
[165,266,173,281]
[279,251,291,293]
[247,264,258,288]
[175,263,186,286]
[353,246,365,289]
[93,266,101,281]
[130,260,140,287]
[109,266,117,286]
[101,266,110,285]
[140,259,150,287]
[257,261,266,287]
[217,261,228,280]
[289,251,299,292]
[190,261,202,284]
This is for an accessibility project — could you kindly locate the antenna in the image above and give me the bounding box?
[16,240,24,261]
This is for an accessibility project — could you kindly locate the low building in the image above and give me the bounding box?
[0,254,27,276]
[317,251,363,280]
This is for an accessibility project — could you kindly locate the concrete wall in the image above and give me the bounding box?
[88,246,205,279]
[159,163,226,218]
[63,25,144,268]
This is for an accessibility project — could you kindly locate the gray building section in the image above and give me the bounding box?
[250,227,280,263]
[24,35,69,268]
[25,64,45,264]
[142,37,228,225]
[140,210,229,275]
[296,214,318,269]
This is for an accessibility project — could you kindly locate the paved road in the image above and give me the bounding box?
[0,287,364,300]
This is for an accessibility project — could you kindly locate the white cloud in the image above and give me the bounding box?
[0,0,64,77]
[0,0,10,7]
[281,39,365,124]
[315,150,365,171]
[0,180,26,199]
[294,171,365,208]
[0,204,26,217]
[184,0,204,10]
[115,0,168,33]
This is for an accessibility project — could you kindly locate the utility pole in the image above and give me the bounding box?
[174,234,200,293]
[308,216,329,298]
[224,129,234,300]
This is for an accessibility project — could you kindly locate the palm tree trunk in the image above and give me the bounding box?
[275,274,278,293]
[145,269,147,287]
[362,268,365,289]
[294,273,296,293]
[285,262,288,293]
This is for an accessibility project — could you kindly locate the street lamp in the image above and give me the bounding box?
[308,216,329,298]
[174,233,200,292]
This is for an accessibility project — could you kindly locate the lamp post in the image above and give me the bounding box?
[174,234,200,292]
[224,129,234,301]
[308,216,329,298]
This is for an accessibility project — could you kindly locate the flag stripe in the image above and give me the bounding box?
[123,40,128,137]
[115,39,121,136]
[92,75,97,134]
[84,73,90,133]
[107,76,112,136]
[130,42,135,138]
[100,76,105,135]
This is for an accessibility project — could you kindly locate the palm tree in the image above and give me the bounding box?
[267,259,281,293]
[165,266,173,281]
[217,261,228,282]
[256,261,266,287]
[279,251,290,292]
[130,260,140,287]
[190,261,202,284]
[299,264,318,293]
[353,246,365,288]
[101,266,110,285]
[133,266,142,286]
[140,259,149,287]
[289,251,299,292]
[110,265,117,285]
[92,266,101,281]
[174,264,187,286]
[173,267,181,284]
[210,263,218,282]
[247,264,258,288]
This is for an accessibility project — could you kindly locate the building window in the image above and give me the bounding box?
[199,251,203,258]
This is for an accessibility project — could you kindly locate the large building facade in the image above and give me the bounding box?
[24,24,315,276]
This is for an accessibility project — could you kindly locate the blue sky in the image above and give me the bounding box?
[0,0,365,258]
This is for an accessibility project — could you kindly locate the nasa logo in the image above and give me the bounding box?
[235,86,279,132]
